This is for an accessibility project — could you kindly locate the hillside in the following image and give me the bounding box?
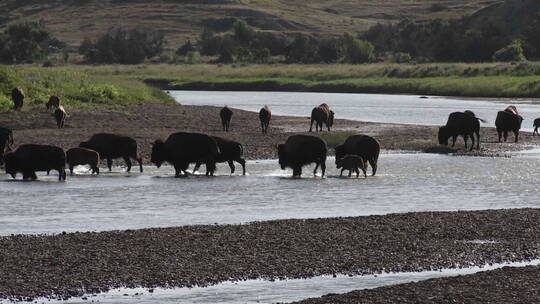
[0,0,500,50]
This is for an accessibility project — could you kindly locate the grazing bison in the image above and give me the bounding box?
[79,133,143,172]
[335,135,380,176]
[11,87,24,111]
[151,132,219,177]
[66,147,100,175]
[534,118,540,136]
[309,103,334,132]
[0,127,14,166]
[193,136,246,175]
[438,111,481,151]
[220,106,233,131]
[53,105,66,128]
[46,95,61,111]
[495,107,524,143]
[4,144,66,181]
[336,154,367,178]
[259,105,271,134]
[278,135,327,177]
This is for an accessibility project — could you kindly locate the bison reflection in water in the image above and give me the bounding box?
[79,133,143,173]
[193,136,246,175]
[151,132,219,177]
[495,106,524,143]
[278,135,327,177]
[438,111,483,151]
[335,135,380,176]
[4,144,66,181]
[309,103,334,132]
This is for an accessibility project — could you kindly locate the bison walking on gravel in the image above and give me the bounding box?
[66,147,100,175]
[193,136,246,175]
[220,106,233,131]
[4,144,66,181]
[53,105,66,128]
[11,87,24,111]
[0,127,14,166]
[336,154,367,178]
[151,132,219,177]
[309,103,334,132]
[534,118,540,136]
[79,133,143,173]
[335,135,380,176]
[259,105,271,134]
[278,135,327,177]
[495,106,524,143]
[438,111,482,151]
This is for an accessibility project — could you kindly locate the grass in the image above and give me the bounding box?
[319,131,357,149]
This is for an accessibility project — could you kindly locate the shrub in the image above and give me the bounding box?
[343,33,374,64]
[493,40,527,62]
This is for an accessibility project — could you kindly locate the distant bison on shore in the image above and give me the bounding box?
[4,144,66,181]
[278,135,327,177]
[193,136,246,175]
[335,135,380,176]
[66,147,100,175]
[438,111,482,151]
[11,87,24,111]
[151,132,219,177]
[495,106,523,143]
[259,105,271,134]
[309,103,334,132]
[336,154,367,178]
[80,133,143,173]
[220,106,233,131]
[53,105,67,128]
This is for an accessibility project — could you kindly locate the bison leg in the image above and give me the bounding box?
[469,133,475,151]
[368,158,377,176]
[355,168,360,178]
[313,163,319,175]
[309,119,314,132]
[535,127,538,136]
[69,164,74,176]
[236,158,246,175]
[136,157,143,173]
[227,160,236,174]
[193,162,202,173]
[93,165,100,175]
[514,130,519,143]
[124,156,132,172]
[476,131,480,150]
[340,168,345,177]
[348,170,352,177]
[451,136,457,147]
[320,161,326,177]
[58,168,66,181]
[503,131,508,142]
[463,135,468,149]
[292,167,302,177]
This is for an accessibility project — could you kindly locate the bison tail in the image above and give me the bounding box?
[477,117,487,123]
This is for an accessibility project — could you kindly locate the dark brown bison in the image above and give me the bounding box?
[336,154,367,178]
[11,87,24,111]
[79,133,143,173]
[4,144,66,181]
[259,106,271,134]
[66,147,100,175]
[151,132,219,177]
[309,103,334,132]
[534,118,540,136]
[220,106,233,131]
[46,95,61,111]
[278,135,327,177]
[53,105,66,128]
[0,127,13,166]
[438,111,481,151]
[495,106,523,143]
[193,136,246,175]
[335,135,380,176]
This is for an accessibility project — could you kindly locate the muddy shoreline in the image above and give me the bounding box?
[1,209,540,301]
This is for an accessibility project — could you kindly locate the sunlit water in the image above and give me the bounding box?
[2,153,540,236]
[169,91,540,131]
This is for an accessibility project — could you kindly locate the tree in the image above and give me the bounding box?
[233,20,255,45]
[342,33,374,64]
[176,40,195,56]
[493,40,527,62]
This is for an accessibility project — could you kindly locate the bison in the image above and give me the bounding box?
[220,106,233,131]
[336,154,367,178]
[4,144,66,181]
[438,111,482,151]
[53,105,66,128]
[193,136,246,175]
[11,87,24,111]
[495,106,523,143]
[79,133,143,173]
[0,127,13,166]
[534,118,540,136]
[278,135,327,177]
[46,95,61,111]
[66,147,100,175]
[151,132,219,177]
[259,105,271,134]
[309,103,334,132]
[335,135,380,176]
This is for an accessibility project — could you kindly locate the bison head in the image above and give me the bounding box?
[277,144,287,169]
[438,126,450,146]
[334,144,345,165]
[79,141,92,150]
[4,152,17,178]
[151,140,166,168]
[327,111,335,127]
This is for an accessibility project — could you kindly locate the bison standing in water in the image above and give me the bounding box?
[335,135,380,176]
[259,105,271,134]
[11,87,24,111]
[0,127,13,166]
[151,132,219,177]
[438,111,482,151]
[336,154,367,178]
[4,144,66,181]
[193,136,246,175]
[220,106,233,131]
[79,133,143,172]
[495,106,523,143]
[309,103,334,132]
[534,118,540,136]
[278,135,327,177]
[66,147,100,175]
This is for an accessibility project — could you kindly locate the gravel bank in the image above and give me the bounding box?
[1,209,539,301]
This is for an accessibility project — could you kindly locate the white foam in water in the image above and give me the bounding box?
[15,260,540,304]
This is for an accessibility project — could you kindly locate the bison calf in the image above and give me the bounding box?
[66,147,100,175]
[193,136,246,175]
[220,106,233,131]
[336,155,367,178]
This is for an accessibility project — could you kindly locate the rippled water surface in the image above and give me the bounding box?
[170,91,540,131]
[2,153,540,236]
